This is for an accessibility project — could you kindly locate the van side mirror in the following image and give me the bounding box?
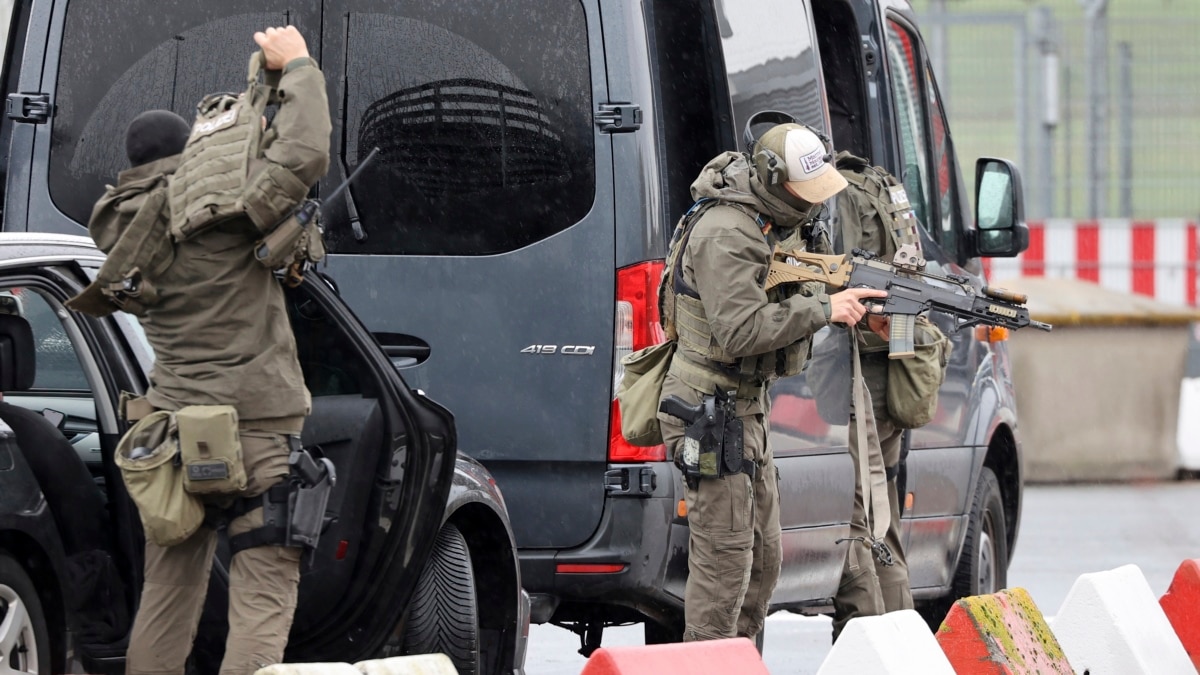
[971,158,1028,258]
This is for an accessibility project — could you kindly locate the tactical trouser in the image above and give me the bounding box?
[831,355,913,641]
[661,408,781,644]
[126,428,303,675]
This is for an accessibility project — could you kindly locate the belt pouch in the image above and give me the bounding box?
[176,405,248,494]
[115,411,204,546]
[254,213,306,270]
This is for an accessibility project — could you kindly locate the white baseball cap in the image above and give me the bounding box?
[780,126,848,203]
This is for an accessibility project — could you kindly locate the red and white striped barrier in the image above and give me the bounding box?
[985,219,1200,307]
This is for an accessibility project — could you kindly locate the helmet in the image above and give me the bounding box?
[745,111,847,205]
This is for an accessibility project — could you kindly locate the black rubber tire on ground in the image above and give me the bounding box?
[917,466,1010,631]
[0,552,52,675]
[403,524,480,675]
[954,466,1009,598]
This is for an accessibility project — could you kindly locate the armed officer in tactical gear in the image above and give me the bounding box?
[70,26,331,675]
[656,113,887,644]
[828,149,938,641]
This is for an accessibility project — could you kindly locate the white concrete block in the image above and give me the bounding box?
[1051,564,1195,675]
[355,653,459,674]
[1178,377,1200,470]
[815,609,955,675]
[254,663,362,675]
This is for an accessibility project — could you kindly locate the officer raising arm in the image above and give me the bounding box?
[69,25,331,675]
[656,112,885,645]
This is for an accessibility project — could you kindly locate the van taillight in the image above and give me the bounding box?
[610,261,667,462]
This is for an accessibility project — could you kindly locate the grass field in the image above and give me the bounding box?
[908,0,1200,220]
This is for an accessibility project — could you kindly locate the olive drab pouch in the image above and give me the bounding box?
[616,340,677,447]
[175,405,248,495]
[253,200,325,271]
[115,411,205,547]
[886,317,952,429]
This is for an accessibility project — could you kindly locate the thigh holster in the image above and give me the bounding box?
[223,442,337,556]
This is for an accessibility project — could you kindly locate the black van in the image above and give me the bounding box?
[0,0,1028,652]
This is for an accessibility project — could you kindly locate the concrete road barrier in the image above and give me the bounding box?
[1051,564,1194,674]
[579,637,768,675]
[254,663,362,674]
[1159,558,1200,670]
[815,609,953,675]
[253,654,458,675]
[935,587,1072,674]
[999,277,1200,482]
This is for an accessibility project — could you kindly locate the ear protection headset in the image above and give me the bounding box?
[742,110,835,186]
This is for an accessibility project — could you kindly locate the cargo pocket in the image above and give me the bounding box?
[176,405,248,495]
[116,411,205,547]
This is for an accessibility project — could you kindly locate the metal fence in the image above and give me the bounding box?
[913,0,1200,222]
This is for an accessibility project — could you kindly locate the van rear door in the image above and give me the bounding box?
[317,0,616,550]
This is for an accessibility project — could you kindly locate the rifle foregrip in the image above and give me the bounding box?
[888,314,916,360]
[659,396,701,424]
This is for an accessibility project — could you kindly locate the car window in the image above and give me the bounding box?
[322,0,595,256]
[925,63,961,254]
[885,19,933,235]
[3,287,89,391]
[717,0,826,143]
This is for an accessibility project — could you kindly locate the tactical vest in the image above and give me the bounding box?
[168,53,309,241]
[834,151,922,256]
[659,200,813,399]
[836,151,922,354]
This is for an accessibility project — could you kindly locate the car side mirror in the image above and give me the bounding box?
[971,157,1029,258]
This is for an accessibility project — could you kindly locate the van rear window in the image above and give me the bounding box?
[717,0,825,145]
[48,1,595,257]
[324,2,595,256]
[49,3,300,225]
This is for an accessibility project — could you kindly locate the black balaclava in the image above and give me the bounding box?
[124,110,190,167]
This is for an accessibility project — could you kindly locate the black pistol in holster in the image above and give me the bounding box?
[286,444,337,552]
[659,387,754,489]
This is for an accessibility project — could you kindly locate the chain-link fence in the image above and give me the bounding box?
[912,0,1200,222]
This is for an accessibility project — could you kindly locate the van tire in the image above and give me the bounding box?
[0,552,51,674]
[403,524,480,675]
[917,467,1009,631]
[954,467,1008,598]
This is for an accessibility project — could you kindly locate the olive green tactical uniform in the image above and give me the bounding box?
[657,152,830,643]
[829,156,915,640]
[87,58,330,675]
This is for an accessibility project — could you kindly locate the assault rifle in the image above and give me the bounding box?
[765,244,1052,357]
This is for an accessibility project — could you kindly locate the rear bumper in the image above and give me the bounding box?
[518,461,686,625]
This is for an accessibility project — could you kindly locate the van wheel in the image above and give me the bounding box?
[954,467,1008,598]
[0,553,51,675]
[403,524,480,675]
[917,467,1009,631]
